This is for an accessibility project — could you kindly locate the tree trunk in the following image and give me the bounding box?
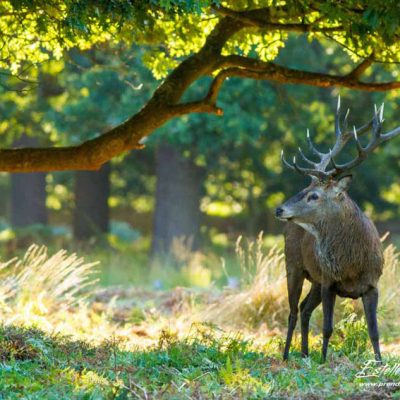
[73,163,110,241]
[151,143,203,259]
[10,135,47,227]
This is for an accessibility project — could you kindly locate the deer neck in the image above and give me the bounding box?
[297,222,320,241]
[317,200,362,239]
[301,200,365,279]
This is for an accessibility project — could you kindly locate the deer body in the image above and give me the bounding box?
[286,196,383,298]
[275,99,399,362]
[278,177,384,361]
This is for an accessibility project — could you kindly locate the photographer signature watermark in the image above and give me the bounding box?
[356,359,400,388]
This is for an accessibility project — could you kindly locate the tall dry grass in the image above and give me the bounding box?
[0,244,99,330]
[204,233,288,331]
[0,239,398,346]
[204,233,400,339]
[379,243,400,337]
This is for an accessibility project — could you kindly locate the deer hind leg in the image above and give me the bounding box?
[362,287,382,362]
[283,270,304,360]
[300,283,321,357]
[321,284,336,362]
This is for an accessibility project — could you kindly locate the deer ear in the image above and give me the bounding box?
[335,175,352,193]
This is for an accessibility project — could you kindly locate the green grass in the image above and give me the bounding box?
[0,238,399,399]
[0,324,399,399]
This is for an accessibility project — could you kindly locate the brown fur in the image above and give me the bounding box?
[286,195,383,297]
[277,176,384,360]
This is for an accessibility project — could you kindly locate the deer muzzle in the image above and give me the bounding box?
[275,206,293,221]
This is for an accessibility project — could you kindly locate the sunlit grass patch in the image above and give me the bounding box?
[0,240,399,398]
[203,234,400,347]
[0,244,97,310]
[0,245,125,344]
[203,234,288,330]
[379,243,400,340]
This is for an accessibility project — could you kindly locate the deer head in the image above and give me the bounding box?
[275,175,353,225]
[275,97,400,225]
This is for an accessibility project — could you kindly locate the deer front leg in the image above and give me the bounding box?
[321,284,336,362]
[283,270,304,360]
[362,287,382,362]
[300,283,321,357]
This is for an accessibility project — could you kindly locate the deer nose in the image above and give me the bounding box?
[275,207,284,217]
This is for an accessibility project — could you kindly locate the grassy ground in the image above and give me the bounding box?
[1,323,399,399]
[0,238,399,399]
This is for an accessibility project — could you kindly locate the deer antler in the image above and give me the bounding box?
[281,97,398,180]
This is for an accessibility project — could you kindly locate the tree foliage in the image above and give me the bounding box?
[1,1,400,172]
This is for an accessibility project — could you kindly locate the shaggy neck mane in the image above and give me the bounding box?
[313,196,378,279]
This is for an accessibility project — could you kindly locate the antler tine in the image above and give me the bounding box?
[353,126,363,154]
[328,148,339,170]
[282,98,400,180]
[328,97,350,163]
[381,125,400,141]
[350,117,373,138]
[281,150,296,171]
[281,149,328,179]
[372,103,384,138]
[298,147,318,167]
[341,105,380,143]
[306,129,324,157]
[375,103,400,141]
[364,106,385,153]
[335,95,341,138]
[292,156,303,174]
[292,156,328,179]
[328,104,388,177]
[343,108,350,134]
[324,99,370,169]
[328,150,366,176]
[311,97,384,177]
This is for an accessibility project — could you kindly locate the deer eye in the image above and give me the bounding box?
[307,193,319,202]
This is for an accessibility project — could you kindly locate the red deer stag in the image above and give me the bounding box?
[275,98,400,362]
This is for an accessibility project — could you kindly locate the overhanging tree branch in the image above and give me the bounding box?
[346,55,374,79]
[210,55,400,94]
[170,101,224,116]
[0,16,244,172]
[219,64,400,90]
[211,5,344,32]
[1,10,400,173]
